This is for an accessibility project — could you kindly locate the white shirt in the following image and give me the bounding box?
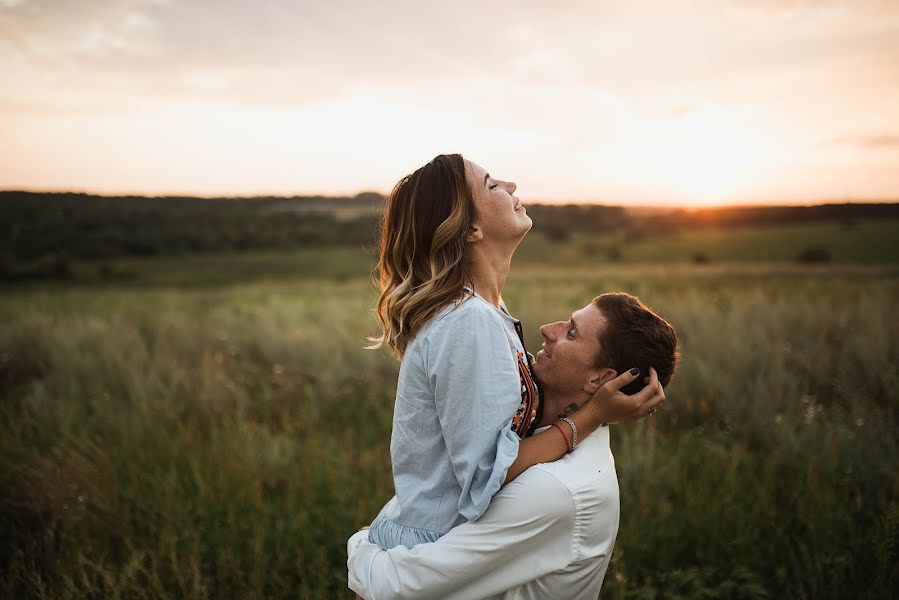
[347,425,620,600]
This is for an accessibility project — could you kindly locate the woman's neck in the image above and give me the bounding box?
[466,245,512,308]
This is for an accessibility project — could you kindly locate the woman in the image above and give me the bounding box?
[366,154,662,550]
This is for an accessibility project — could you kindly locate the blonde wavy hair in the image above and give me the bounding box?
[368,154,478,357]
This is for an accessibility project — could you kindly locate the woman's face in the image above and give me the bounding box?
[464,160,532,244]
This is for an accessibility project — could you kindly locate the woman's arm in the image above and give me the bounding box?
[503,367,665,484]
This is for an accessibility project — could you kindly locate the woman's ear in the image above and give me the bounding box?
[465,224,483,243]
[583,368,618,394]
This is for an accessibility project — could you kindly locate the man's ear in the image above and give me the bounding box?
[465,224,483,243]
[583,368,617,394]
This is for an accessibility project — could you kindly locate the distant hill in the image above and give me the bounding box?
[0,191,384,263]
[2,191,897,275]
[639,203,899,229]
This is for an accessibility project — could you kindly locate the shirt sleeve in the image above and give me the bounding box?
[424,302,522,522]
[347,468,576,600]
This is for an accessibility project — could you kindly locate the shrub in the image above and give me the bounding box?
[796,247,831,264]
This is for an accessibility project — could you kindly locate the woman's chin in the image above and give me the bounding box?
[519,215,534,237]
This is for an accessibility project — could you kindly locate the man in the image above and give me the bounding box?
[348,292,679,600]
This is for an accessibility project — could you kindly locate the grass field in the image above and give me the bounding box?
[10,219,899,289]
[515,220,899,265]
[1,258,898,599]
[622,220,898,263]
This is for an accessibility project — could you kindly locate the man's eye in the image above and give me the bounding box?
[567,329,575,339]
[489,184,498,190]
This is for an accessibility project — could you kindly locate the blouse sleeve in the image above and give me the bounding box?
[423,302,522,522]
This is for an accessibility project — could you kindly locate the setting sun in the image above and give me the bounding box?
[661,115,759,205]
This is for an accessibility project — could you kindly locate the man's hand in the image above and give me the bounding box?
[587,367,665,424]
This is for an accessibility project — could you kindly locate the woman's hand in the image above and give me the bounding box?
[504,368,665,485]
[586,367,666,425]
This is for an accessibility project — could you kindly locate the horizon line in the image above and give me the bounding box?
[3,187,899,210]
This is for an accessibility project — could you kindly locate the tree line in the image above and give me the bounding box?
[2,191,897,278]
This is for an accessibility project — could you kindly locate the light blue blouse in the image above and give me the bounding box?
[368,291,526,550]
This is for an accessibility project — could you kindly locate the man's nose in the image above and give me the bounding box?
[540,321,561,341]
[506,180,517,194]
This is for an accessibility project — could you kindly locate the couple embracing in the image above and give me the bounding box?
[348,154,679,599]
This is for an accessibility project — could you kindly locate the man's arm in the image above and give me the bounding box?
[347,468,575,600]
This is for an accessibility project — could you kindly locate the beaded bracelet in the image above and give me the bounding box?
[551,422,573,453]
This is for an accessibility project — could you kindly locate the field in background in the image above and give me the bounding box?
[1,260,897,599]
[4,190,899,285]
[5,218,898,289]
[517,220,899,264]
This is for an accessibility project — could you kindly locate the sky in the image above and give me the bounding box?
[1,0,898,206]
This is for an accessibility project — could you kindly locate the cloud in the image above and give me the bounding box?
[1,0,898,199]
[0,1,552,110]
[833,134,899,149]
[725,0,899,17]
[3,0,899,113]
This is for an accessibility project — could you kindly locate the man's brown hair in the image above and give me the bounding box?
[593,292,679,395]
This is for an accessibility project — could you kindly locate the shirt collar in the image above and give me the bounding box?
[462,286,518,323]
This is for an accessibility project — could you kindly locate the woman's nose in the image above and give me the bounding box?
[507,180,517,194]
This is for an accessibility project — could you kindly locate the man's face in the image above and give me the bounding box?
[532,303,608,396]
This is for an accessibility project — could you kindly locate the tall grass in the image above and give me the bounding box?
[1,265,897,598]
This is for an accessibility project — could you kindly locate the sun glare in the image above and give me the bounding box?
[651,113,759,206]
